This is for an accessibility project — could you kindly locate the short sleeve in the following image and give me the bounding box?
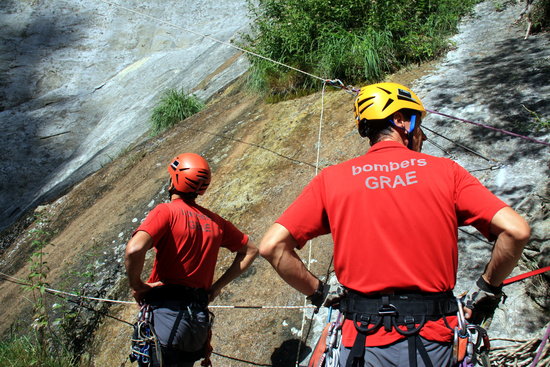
[276,174,331,248]
[454,163,508,240]
[134,204,171,246]
[221,220,249,252]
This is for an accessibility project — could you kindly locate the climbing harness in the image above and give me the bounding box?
[130,304,163,367]
[339,290,458,367]
[313,295,492,367]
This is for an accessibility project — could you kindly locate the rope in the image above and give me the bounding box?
[503,266,550,286]
[427,109,550,147]
[9,3,546,366]
[489,324,550,367]
[98,0,326,84]
[211,351,271,366]
[0,271,315,310]
[422,125,496,162]
[0,273,286,366]
[295,80,328,367]
[210,305,315,310]
[530,323,550,367]
[184,127,316,169]
[99,1,549,155]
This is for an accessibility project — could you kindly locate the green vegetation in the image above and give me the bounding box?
[244,0,480,98]
[523,104,550,131]
[0,334,75,367]
[0,214,77,366]
[150,89,205,135]
[530,0,550,32]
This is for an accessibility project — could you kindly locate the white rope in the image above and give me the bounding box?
[0,271,316,309]
[98,0,327,84]
[295,81,328,366]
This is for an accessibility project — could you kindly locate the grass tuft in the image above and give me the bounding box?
[0,334,75,367]
[150,89,204,135]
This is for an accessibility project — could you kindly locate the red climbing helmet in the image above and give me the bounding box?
[167,153,211,195]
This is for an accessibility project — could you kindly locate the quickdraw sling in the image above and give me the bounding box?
[339,290,458,367]
[130,304,163,367]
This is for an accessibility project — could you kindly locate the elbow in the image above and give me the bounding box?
[507,216,531,245]
[259,240,276,260]
[259,223,296,264]
[491,207,531,248]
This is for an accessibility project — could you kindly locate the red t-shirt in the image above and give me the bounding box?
[135,198,249,289]
[277,141,507,346]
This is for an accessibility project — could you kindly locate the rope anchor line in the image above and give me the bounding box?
[100,0,549,149]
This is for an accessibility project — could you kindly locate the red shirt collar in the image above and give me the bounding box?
[367,140,408,153]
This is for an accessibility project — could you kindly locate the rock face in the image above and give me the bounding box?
[0,1,548,366]
[0,0,250,231]
[415,1,550,342]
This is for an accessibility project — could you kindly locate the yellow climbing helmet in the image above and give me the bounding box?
[354,82,426,126]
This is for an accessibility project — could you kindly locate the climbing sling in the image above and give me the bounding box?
[339,290,458,367]
[130,304,163,367]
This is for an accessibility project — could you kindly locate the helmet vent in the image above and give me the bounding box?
[359,103,374,115]
[381,98,394,112]
[397,88,412,98]
[397,95,419,104]
[356,96,375,108]
[377,86,391,94]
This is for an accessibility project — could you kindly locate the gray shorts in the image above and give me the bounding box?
[144,287,211,367]
[338,337,452,367]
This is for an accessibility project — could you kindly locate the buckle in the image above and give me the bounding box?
[378,303,398,316]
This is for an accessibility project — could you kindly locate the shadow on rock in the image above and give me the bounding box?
[0,3,85,230]
[428,34,550,164]
[271,339,311,367]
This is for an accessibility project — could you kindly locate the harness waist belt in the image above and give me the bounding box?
[341,291,457,367]
[144,284,209,307]
[341,290,458,322]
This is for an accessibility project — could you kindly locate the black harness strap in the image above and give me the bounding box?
[340,291,457,367]
[167,309,186,347]
[415,335,433,367]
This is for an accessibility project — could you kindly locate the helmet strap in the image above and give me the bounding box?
[388,114,417,150]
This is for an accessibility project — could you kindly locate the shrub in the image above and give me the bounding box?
[150,89,204,135]
[530,0,550,32]
[244,0,480,97]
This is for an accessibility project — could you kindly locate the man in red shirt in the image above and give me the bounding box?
[125,153,258,367]
[259,83,530,366]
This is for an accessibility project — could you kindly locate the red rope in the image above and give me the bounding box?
[503,266,550,286]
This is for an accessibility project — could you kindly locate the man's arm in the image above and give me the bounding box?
[259,223,321,297]
[464,206,530,320]
[125,231,159,303]
[209,240,259,302]
[483,206,530,286]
